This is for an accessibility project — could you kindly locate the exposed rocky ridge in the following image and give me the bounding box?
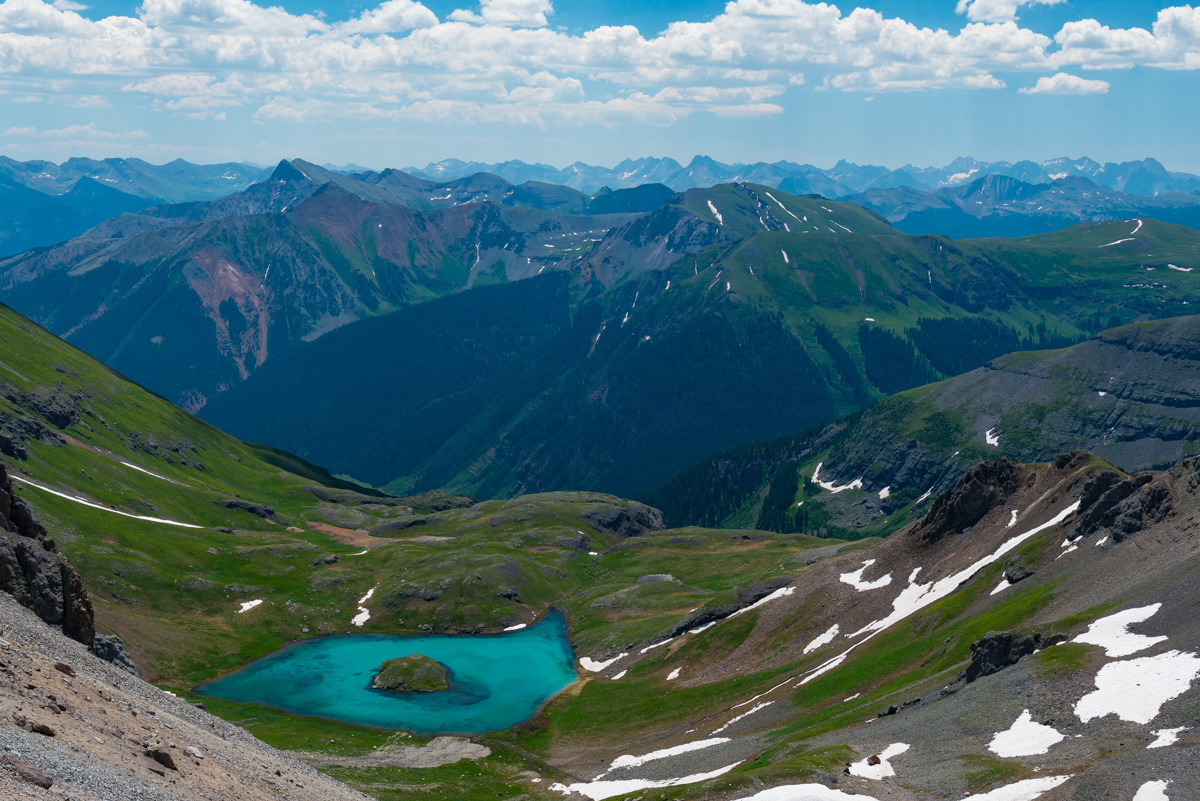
[0,461,93,648]
[912,456,1025,545]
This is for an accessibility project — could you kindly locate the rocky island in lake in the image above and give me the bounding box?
[373,654,449,693]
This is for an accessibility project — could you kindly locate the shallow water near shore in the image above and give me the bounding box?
[198,611,576,733]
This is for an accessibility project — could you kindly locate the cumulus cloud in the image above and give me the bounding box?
[1019,72,1110,94]
[955,0,1064,24]
[0,0,1195,124]
[449,0,553,28]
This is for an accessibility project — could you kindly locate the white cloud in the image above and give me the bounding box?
[449,0,553,28]
[0,0,1194,125]
[955,0,1064,25]
[1,121,148,139]
[1019,71,1110,94]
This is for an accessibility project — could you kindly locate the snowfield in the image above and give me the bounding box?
[988,710,1065,757]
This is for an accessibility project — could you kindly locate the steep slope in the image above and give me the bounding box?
[198,187,1200,501]
[521,451,1200,801]
[0,177,638,410]
[0,590,368,801]
[850,174,1200,238]
[647,313,1200,538]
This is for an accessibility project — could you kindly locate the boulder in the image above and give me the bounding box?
[93,633,138,675]
[373,654,449,693]
[965,631,1063,683]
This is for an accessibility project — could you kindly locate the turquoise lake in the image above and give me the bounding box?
[199,612,577,733]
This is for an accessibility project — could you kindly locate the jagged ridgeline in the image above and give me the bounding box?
[3,170,1199,501]
[647,314,1200,539]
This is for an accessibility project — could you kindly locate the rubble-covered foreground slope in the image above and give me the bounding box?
[522,452,1198,801]
[0,591,369,800]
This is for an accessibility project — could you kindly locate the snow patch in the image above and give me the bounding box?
[1133,781,1171,801]
[811,462,863,493]
[991,579,1011,596]
[764,191,801,222]
[606,738,729,772]
[1100,238,1135,248]
[580,653,627,672]
[966,776,1073,800]
[640,637,675,654]
[12,475,204,529]
[712,701,773,734]
[731,785,883,800]
[1074,604,1168,657]
[730,585,794,618]
[610,670,627,680]
[667,668,681,680]
[1008,509,1019,528]
[840,560,893,592]
[1131,218,1144,234]
[706,200,723,225]
[804,624,839,654]
[917,487,934,504]
[781,249,789,264]
[1148,727,1187,748]
[1075,650,1200,724]
[237,600,263,613]
[1096,535,1108,547]
[352,584,378,627]
[878,486,890,499]
[1168,264,1192,272]
[863,317,875,322]
[1098,391,1108,396]
[550,762,741,800]
[848,742,908,779]
[985,427,1001,447]
[503,623,527,632]
[989,710,1065,757]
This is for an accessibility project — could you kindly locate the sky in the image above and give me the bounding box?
[1,0,1198,172]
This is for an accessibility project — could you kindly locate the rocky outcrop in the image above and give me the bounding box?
[965,631,1064,683]
[0,461,95,648]
[93,633,137,675]
[1069,468,1172,543]
[373,655,449,692]
[214,499,276,519]
[581,500,665,538]
[912,457,1024,545]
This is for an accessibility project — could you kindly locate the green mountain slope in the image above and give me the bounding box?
[5,293,1199,801]
[647,313,1200,541]
[204,189,1200,501]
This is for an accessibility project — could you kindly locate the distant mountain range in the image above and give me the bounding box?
[405,154,1200,198]
[0,156,270,257]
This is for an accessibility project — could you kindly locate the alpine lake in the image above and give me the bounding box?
[199,611,577,733]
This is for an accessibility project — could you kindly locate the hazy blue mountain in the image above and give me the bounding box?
[0,156,270,203]
[0,172,153,257]
[848,174,1200,238]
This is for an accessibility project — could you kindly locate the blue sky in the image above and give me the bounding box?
[1,0,1197,172]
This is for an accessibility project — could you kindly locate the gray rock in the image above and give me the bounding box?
[93,633,137,675]
[965,630,1064,683]
[214,498,276,518]
[0,462,94,647]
